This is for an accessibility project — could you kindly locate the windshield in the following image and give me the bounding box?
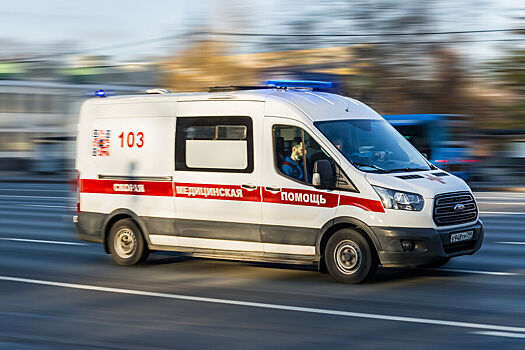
[314,119,431,173]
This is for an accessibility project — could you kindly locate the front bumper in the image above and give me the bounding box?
[372,220,484,267]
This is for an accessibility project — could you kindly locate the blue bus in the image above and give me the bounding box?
[382,114,476,180]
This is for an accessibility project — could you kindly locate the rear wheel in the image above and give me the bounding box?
[108,219,149,265]
[325,229,378,284]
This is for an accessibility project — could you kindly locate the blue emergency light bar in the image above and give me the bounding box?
[95,89,106,97]
[267,80,333,89]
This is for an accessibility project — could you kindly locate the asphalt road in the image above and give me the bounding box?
[0,182,524,349]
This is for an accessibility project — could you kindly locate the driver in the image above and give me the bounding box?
[281,140,305,180]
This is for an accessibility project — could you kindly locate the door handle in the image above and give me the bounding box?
[241,184,258,190]
[265,186,281,192]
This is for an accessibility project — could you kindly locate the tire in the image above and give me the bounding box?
[108,219,149,266]
[418,257,450,268]
[325,229,378,284]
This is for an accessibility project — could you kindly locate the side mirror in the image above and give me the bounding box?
[312,159,335,190]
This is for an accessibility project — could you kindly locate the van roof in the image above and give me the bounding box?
[86,88,382,122]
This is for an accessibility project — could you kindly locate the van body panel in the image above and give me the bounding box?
[75,88,483,275]
[173,101,264,244]
[79,114,175,219]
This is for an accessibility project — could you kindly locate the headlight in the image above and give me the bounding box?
[372,186,424,211]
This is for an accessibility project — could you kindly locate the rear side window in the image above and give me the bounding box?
[175,116,253,173]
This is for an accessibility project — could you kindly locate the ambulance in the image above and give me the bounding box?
[74,81,484,283]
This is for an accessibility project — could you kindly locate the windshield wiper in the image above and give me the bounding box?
[351,162,388,173]
[386,167,428,173]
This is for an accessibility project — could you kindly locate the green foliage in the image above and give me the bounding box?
[485,49,525,89]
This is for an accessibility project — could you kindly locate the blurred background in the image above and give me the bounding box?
[0,0,523,188]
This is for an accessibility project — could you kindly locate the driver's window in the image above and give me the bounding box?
[273,125,332,185]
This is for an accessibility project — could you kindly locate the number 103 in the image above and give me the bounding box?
[118,132,144,148]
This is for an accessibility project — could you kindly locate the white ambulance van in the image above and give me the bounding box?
[74,81,484,283]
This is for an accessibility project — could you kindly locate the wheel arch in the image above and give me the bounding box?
[316,217,382,270]
[102,209,150,254]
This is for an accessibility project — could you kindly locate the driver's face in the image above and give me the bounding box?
[294,142,304,158]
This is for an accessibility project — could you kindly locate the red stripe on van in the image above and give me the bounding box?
[263,187,339,208]
[79,179,384,212]
[339,195,385,213]
[174,183,261,202]
[80,179,174,196]
[262,187,384,212]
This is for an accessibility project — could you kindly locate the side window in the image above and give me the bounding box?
[273,125,332,184]
[273,124,358,191]
[176,116,253,173]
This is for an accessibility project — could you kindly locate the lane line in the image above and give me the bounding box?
[0,194,67,199]
[476,198,525,202]
[0,189,70,192]
[497,242,525,245]
[475,196,525,200]
[477,202,525,206]
[1,275,525,333]
[472,331,525,339]
[427,268,518,276]
[480,211,525,215]
[0,238,88,246]
[18,204,74,209]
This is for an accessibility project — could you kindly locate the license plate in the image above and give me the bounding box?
[450,230,474,244]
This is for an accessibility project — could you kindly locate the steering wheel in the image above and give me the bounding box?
[371,148,393,162]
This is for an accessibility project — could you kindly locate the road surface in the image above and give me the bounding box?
[0,183,524,349]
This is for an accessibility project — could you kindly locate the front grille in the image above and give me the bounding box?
[433,192,478,226]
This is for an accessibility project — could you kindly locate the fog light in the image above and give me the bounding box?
[401,240,415,252]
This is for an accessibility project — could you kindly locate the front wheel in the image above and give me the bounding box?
[108,219,149,266]
[325,229,378,284]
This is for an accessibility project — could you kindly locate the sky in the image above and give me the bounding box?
[0,0,523,62]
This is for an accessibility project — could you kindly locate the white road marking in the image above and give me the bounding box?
[475,195,525,200]
[497,242,525,245]
[428,268,518,276]
[480,211,525,215]
[472,331,525,339]
[477,202,525,206]
[1,275,525,333]
[19,204,74,209]
[0,238,87,246]
[0,189,70,192]
[476,199,525,203]
[476,193,525,195]
[0,194,66,199]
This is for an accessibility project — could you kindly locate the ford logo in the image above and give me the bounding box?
[454,203,466,213]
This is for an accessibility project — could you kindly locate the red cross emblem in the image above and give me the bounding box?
[425,174,446,184]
